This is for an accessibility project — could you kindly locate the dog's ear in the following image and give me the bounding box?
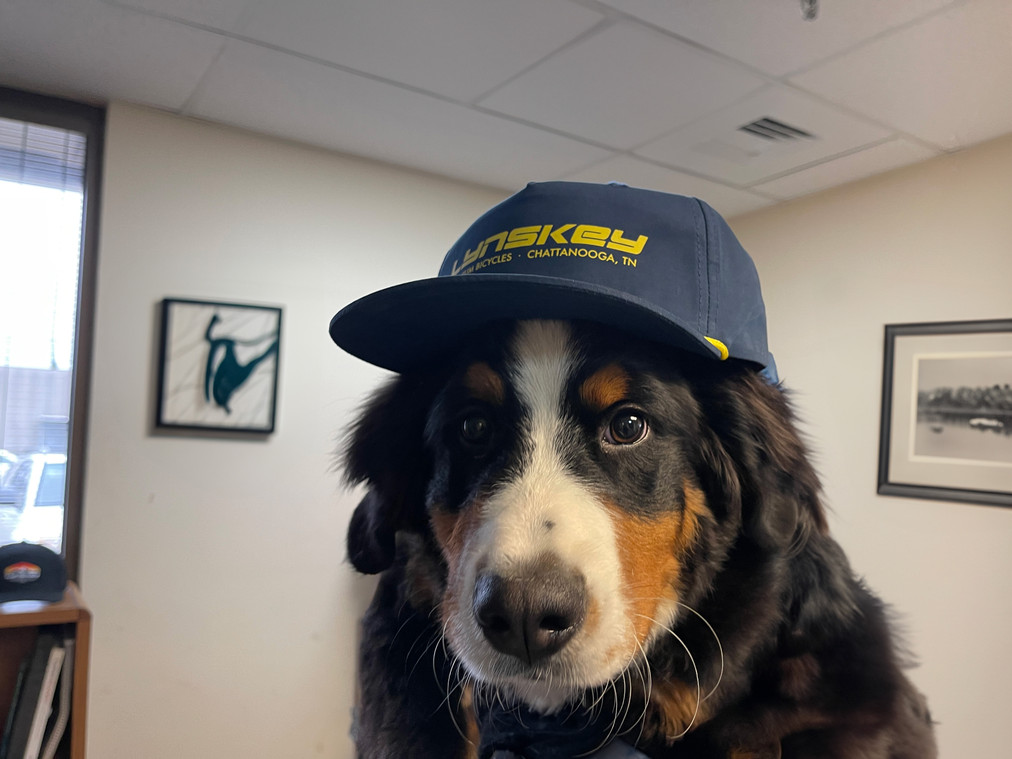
[344,372,441,574]
[698,368,827,553]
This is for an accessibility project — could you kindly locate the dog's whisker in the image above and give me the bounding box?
[601,617,653,744]
[586,679,610,713]
[602,671,628,751]
[439,664,475,746]
[597,670,633,755]
[673,600,724,702]
[494,682,509,715]
[431,642,448,700]
[622,594,724,705]
[388,613,419,654]
[403,627,442,682]
[635,612,702,740]
[393,601,446,670]
[428,622,454,698]
[608,675,626,741]
[577,681,620,758]
[628,633,653,747]
[621,665,639,737]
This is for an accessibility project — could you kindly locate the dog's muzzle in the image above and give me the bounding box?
[472,557,587,665]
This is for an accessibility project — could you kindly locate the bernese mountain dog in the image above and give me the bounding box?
[333,183,936,758]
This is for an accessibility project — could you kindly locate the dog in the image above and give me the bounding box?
[332,182,937,758]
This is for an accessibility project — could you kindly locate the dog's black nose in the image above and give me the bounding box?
[472,559,587,665]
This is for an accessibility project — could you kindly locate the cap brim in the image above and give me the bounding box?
[330,273,721,372]
[0,588,65,604]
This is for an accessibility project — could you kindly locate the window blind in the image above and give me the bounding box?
[0,116,86,192]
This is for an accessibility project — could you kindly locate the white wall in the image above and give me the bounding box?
[731,135,1012,759]
[80,102,505,758]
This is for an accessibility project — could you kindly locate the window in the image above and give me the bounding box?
[0,87,104,579]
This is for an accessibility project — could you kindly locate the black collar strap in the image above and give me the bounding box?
[476,701,648,759]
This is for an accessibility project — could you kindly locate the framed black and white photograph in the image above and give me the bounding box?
[878,319,1012,508]
[156,298,282,433]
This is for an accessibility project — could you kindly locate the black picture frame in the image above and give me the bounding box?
[878,319,1012,508]
[156,298,282,434]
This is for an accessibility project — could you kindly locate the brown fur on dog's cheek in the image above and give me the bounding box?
[605,488,700,638]
[607,502,682,641]
[579,363,630,412]
[606,481,710,640]
[429,503,482,639]
[430,503,480,576]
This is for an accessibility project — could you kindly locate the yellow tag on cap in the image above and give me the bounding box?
[705,337,729,360]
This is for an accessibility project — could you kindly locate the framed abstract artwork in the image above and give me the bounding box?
[156,298,282,433]
[878,319,1012,508]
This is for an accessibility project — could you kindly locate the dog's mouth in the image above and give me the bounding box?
[466,653,634,716]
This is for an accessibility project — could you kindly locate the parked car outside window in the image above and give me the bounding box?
[8,453,66,553]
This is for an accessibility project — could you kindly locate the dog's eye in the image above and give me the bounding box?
[460,412,493,447]
[605,409,648,446]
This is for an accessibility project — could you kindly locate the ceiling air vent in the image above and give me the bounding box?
[738,117,814,142]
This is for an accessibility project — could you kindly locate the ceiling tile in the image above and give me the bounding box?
[186,41,612,190]
[753,138,938,200]
[562,155,774,218]
[109,0,254,31]
[791,0,1012,150]
[0,0,223,108]
[478,21,766,149]
[2,0,1001,207]
[236,0,603,101]
[635,85,892,186]
[598,0,958,76]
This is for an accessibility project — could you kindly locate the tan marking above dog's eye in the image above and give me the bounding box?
[579,363,630,412]
[464,361,505,405]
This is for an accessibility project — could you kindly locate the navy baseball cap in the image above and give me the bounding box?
[0,542,67,604]
[330,181,776,380]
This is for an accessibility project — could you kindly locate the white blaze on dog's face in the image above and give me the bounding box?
[426,320,709,713]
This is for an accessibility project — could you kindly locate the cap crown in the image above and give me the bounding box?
[437,182,770,368]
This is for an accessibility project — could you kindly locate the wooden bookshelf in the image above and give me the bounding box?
[0,582,90,759]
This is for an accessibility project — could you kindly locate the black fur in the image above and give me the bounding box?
[353,542,463,757]
[344,322,936,758]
